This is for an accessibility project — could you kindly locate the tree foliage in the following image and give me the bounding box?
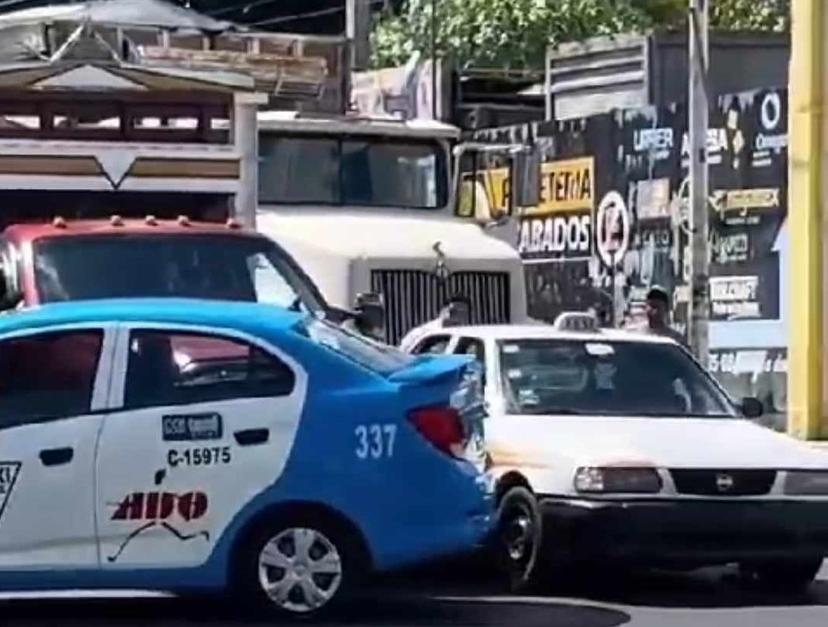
[710,0,790,32]
[631,0,791,31]
[371,0,791,70]
[371,0,651,71]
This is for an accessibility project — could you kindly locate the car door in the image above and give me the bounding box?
[0,325,114,569]
[95,324,307,569]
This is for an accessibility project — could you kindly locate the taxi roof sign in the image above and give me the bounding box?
[552,311,600,332]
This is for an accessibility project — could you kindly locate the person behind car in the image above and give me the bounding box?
[399,293,471,352]
[644,286,688,347]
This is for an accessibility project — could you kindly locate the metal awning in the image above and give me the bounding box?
[0,0,330,100]
[0,0,236,34]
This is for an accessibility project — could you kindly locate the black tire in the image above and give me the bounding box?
[494,486,543,593]
[233,512,365,619]
[740,556,824,594]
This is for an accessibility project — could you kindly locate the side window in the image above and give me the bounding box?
[0,330,103,425]
[124,331,295,410]
[412,334,451,355]
[455,337,486,364]
[0,240,20,301]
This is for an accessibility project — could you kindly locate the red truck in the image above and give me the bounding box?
[0,216,383,335]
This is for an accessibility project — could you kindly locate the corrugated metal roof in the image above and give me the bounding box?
[0,0,236,33]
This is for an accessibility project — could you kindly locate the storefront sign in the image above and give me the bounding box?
[709,275,760,319]
[524,157,595,216]
[518,213,592,259]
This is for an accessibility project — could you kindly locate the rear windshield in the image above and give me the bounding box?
[304,318,415,375]
[33,234,324,314]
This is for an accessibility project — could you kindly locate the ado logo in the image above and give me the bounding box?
[111,491,208,522]
[107,490,209,563]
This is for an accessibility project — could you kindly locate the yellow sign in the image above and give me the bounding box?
[722,188,781,211]
[526,157,595,216]
[457,167,510,220]
[458,156,596,220]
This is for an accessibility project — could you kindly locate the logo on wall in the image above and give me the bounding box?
[107,490,210,563]
[595,191,630,269]
[725,106,746,170]
[632,127,674,162]
[761,92,782,131]
[754,91,788,168]
[709,275,761,319]
[0,462,21,526]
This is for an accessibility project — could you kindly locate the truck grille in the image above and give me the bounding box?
[670,469,777,496]
[371,269,511,345]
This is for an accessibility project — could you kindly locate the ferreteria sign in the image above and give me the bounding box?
[524,157,595,215]
[519,157,595,261]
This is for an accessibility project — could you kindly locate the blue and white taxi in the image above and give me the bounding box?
[0,299,490,616]
[405,323,828,593]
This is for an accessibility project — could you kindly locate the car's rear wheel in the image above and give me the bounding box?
[495,486,542,593]
[236,515,363,618]
[739,556,824,593]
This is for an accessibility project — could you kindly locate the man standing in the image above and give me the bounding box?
[399,293,471,352]
[643,286,688,347]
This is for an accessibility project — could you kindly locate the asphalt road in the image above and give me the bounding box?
[1,560,826,627]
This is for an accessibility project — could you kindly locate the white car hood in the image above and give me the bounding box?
[492,415,828,469]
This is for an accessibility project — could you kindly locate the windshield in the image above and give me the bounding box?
[258,134,447,209]
[304,318,415,375]
[498,339,736,418]
[33,234,325,313]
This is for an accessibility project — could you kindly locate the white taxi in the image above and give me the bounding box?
[404,323,828,592]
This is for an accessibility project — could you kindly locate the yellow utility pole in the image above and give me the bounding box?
[788,0,827,440]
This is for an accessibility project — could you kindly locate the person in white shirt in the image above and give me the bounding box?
[399,293,471,352]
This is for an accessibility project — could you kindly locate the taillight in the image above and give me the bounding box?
[408,406,465,458]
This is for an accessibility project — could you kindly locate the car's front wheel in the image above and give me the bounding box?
[740,556,824,593]
[495,486,542,593]
[237,515,363,618]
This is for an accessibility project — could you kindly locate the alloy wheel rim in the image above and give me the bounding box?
[257,527,343,613]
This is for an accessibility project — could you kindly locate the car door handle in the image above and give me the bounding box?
[234,429,270,446]
[39,447,73,467]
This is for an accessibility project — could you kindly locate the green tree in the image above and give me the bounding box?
[371,0,652,70]
[711,0,789,31]
[371,0,791,70]
[631,0,790,31]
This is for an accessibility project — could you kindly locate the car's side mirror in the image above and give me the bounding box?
[511,146,541,209]
[354,292,385,340]
[740,397,764,419]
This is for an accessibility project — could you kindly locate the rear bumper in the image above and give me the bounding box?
[371,510,494,573]
[538,496,828,565]
[368,463,495,573]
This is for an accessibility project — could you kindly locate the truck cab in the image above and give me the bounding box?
[0,217,351,327]
[255,112,531,345]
